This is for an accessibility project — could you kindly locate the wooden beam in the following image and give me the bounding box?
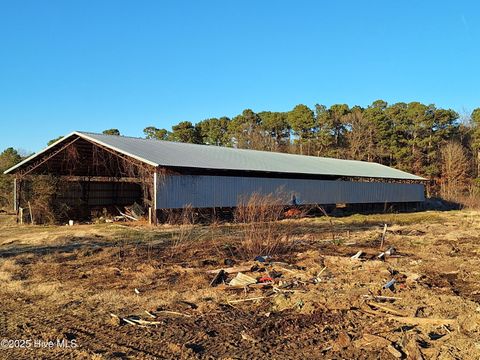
[17,136,81,177]
[87,140,154,176]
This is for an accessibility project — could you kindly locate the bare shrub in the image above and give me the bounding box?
[439,142,480,209]
[234,192,295,259]
[0,175,14,211]
[168,205,196,256]
[16,175,71,224]
[446,180,480,209]
[29,175,58,223]
[28,176,71,224]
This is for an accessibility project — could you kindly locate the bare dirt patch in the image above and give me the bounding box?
[0,210,479,359]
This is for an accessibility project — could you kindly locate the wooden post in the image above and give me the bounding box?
[15,177,22,223]
[148,207,152,225]
[13,177,17,212]
[380,223,387,249]
[153,172,158,225]
[28,201,34,225]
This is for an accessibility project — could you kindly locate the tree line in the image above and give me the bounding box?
[1,100,480,208]
[103,100,480,196]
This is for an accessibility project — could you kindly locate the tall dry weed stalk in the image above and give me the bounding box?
[168,205,196,256]
[234,192,295,259]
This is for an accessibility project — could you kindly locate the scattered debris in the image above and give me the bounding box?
[175,300,198,310]
[428,332,447,341]
[206,265,253,275]
[313,266,327,283]
[367,302,406,316]
[210,269,227,287]
[405,334,425,359]
[405,272,421,284]
[110,311,188,328]
[270,261,305,271]
[387,344,403,358]
[229,272,257,286]
[5,208,480,359]
[385,246,396,256]
[156,310,191,318]
[362,295,402,302]
[224,258,236,266]
[115,205,139,222]
[130,202,145,218]
[387,315,457,326]
[383,279,396,291]
[351,251,363,260]
[228,296,269,304]
[129,318,163,326]
[354,333,391,348]
[254,255,271,263]
[122,317,140,326]
[220,282,273,290]
[144,310,156,319]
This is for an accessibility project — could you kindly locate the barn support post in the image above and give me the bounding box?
[13,177,17,212]
[152,171,158,225]
[15,177,23,224]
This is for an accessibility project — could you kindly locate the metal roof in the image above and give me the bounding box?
[4,131,425,180]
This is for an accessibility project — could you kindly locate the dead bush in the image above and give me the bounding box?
[0,175,14,211]
[168,205,196,256]
[234,192,297,259]
[19,175,70,224]
[443,182,480,210]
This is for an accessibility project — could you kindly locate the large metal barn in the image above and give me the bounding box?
[4,131,425,223]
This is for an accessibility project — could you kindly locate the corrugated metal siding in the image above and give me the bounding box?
[156,175,425,209]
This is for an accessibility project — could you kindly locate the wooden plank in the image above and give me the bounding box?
[227,296,269,304]
[217,282,273,290]
[206,264,254,275]
[387,315,456,326]
[367,302,406,316]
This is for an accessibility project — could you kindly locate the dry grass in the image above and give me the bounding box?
[233,193,298,259]
[0,259,20,282]
[0,210,479,358]
[168,205,196,257]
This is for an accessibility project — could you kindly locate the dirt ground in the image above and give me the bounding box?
[0,210,479,359]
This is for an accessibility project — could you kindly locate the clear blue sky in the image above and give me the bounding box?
[0,0,479,154]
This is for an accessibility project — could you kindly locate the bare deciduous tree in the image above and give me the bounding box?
[440,142,470,199]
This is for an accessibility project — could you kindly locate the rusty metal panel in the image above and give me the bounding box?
[156,175,425,209]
